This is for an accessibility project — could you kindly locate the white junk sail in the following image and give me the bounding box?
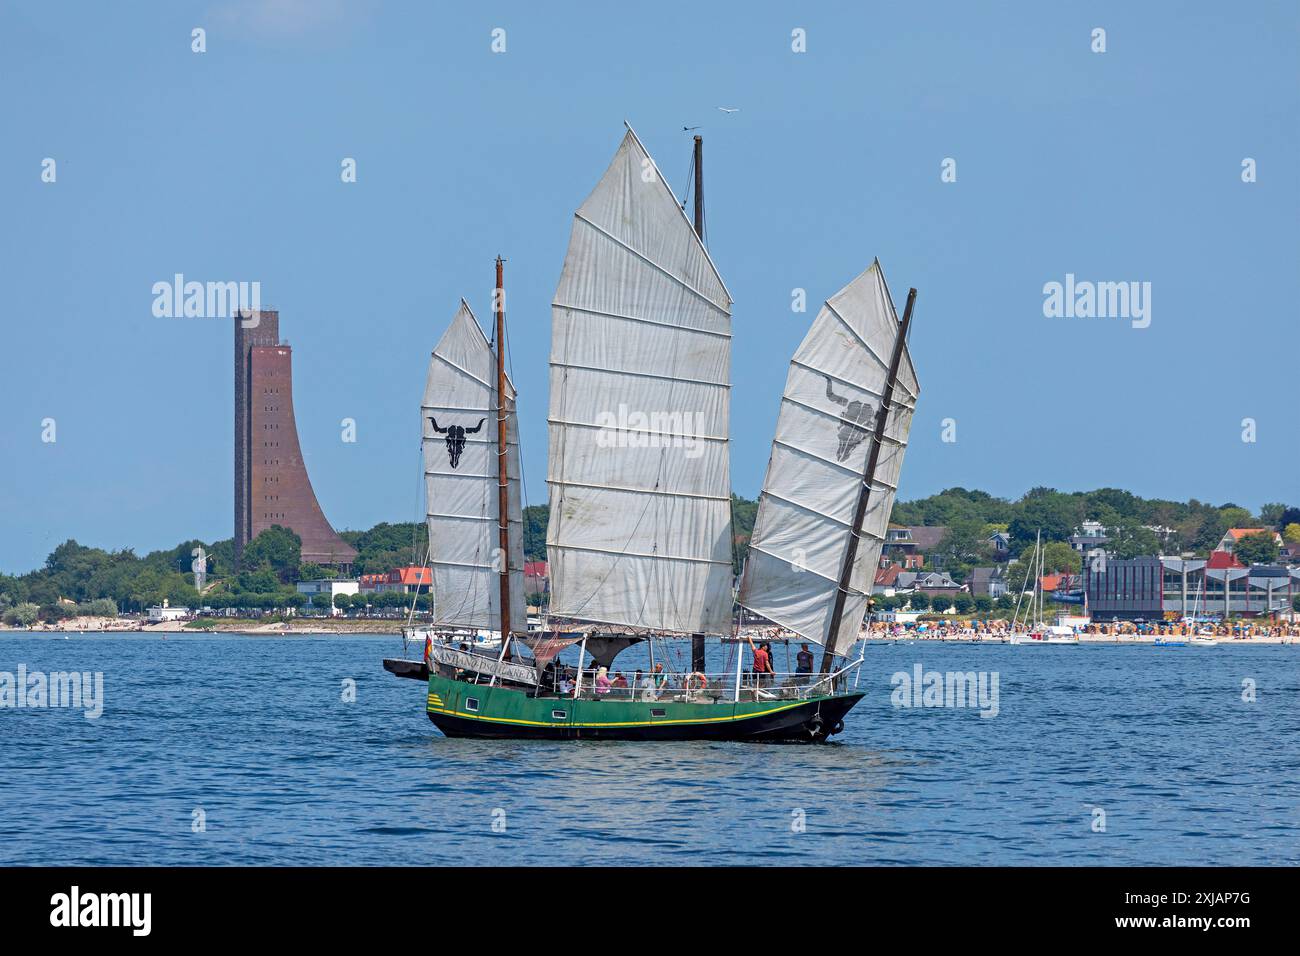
[546,127,735,634]
[422,300,525,631]
[738,261,919,657]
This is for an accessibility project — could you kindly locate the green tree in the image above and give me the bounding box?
[522,505,549,562]
[1108,525,1162,560]
[951,592,975,614]
[2,603,39,627]
[1259,503,1287,529]
[729,494,759,574]
[1283,523,1300,545]
[938,517,989,564]
[908,593,930,611]
[974,595,994,613]
[1009,490,1083,548]
[1234,531,1279,566]
[241,525,302,582]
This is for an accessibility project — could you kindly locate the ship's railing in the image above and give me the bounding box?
[543,666,859,704]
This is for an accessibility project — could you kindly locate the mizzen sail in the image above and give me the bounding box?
[422,300,525,631]
[546,127,734,634]
[737,261,919,657]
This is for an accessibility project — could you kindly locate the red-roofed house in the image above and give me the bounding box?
[525,561,548,596]
[1206,550,1245,570]
[359,566,433,594]
[1217,528,1283,553]
[873,564,903,594]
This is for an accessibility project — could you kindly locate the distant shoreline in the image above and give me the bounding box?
[0,616,407,635]
[2,618,1296,645]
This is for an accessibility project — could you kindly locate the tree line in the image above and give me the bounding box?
[3,488,1295,623]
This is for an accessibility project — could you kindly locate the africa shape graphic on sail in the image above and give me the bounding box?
[428,417,485,469]
[824,377,874,462]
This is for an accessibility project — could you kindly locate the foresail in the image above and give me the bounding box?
[737,261,918,657]
[546,128,734,634]
[422,301,526,631]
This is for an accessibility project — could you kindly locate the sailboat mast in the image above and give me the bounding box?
[821,286,917,673]
[691,133,708,673]
[494,256,513,655]
[692,135,704,239]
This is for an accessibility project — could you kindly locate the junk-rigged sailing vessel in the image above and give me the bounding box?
[385,126,922,741]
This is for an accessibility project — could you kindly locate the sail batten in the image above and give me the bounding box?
[422,300,526,632]
[738,261,920,657]
[546,128,734,635]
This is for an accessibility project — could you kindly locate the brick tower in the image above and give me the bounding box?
[234,310,357,568]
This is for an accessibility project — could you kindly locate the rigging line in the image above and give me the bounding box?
[502,303,535,572]
[404,440,424,641]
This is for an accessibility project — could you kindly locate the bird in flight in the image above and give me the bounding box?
[717,107,740,113]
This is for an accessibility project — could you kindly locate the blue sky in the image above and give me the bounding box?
[1,1,1296,572]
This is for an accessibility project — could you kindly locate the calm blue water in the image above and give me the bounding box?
[1,632,1297,865]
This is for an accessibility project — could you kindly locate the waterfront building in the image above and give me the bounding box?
[895,569,963,597]
[147,604,190,623]
[358,567,432,594]
[234,310,356,568]
[295,578,359,615]
[885,525,949,567]
[1086,556,1300,619]
[969,566,1008,598]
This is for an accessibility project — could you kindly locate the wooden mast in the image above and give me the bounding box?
[820,285,917,674]
[691,135,707,675]
[692,135,704,240]
[494,256,513,658]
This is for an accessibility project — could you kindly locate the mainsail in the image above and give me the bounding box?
[546,127,734,634]
[738,261,919,657]
[422,300,525,631]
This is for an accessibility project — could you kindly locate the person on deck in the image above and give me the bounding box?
[594,667,612,697]
[746,634,774,688]
[652,663,669,692]
[611,671,629,696]
[795,642,814,677]
[636,669,657,702]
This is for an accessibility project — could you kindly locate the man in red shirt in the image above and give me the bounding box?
[745,633,774,687]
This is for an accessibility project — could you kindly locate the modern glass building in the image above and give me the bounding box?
[1086,556,1299,620]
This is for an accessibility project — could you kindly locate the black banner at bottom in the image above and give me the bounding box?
[0,866,1279,941]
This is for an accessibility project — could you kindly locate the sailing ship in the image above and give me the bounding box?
[384,126,921,741]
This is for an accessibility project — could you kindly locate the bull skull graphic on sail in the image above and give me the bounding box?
[825,377,874,462]
[428,416,485,469]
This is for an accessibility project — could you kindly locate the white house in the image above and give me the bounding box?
[296,578,360,615]
[147,604,190,623]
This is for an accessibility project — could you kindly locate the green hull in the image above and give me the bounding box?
[424,673,863,742]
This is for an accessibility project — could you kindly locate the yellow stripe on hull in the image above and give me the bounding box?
[424,699,808,729]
